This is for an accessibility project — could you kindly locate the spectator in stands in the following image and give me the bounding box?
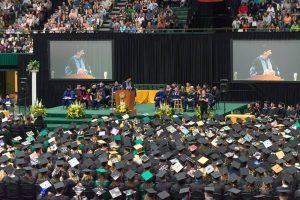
[283,13,292,30]
[290,20,300,32]
[239,3,248,16]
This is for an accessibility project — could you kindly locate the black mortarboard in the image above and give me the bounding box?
[4,165,14,173]
[240,168,249,176]
[54,182,65,190]
[146,188,157,194]
[231,161,241,169]
[211,171,221,179]
[262,176,273,184]
[115,161,125,170]
[228,188,241,194]
[156,170,167,178]
[204,187,214,193]
[38,158,48,165]
[15,158,26,165]
[175,172,186,181]
[39,168,48,173]
[0,155,9,163]
[179,187,189,194]
[255,167,266,174]
[245,175,256,184]
[16,151,25,158]
[125,170,136,179]
[194,170,202,179]
[157,191,170,199]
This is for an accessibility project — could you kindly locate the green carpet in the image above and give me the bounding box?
[45,102,247,130]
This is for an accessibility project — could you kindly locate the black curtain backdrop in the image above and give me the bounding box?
[24,32,300,107]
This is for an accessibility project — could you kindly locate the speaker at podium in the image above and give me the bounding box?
[114,90,136,114]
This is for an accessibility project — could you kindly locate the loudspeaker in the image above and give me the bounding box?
[220,79,228,93]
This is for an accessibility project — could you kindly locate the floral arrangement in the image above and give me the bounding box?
[26,59,40,72]
[67,101,85,119]
[115,101,127,113]
[30,99,47,117]
[195,106,214,119]
[155,103,173,119]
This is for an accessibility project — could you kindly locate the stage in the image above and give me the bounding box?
[45,102,247,130]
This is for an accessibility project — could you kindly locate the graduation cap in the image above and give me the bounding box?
[125,170,135,179]
[109,187,122,199]
[179,187,190,194]
[115,161,125,170]
[175,172,186,181]
[204,187,214,193]
[141,170,153,181]
[123,189,136,196]
[157,191,170,199]
[54,182,65,190]
[15,158,26,165]
[228,188,241,195]
[211,171,221,179]
[245,175,256,184]
[145,188,157,194]
[92,187,105,196]
[38,168,48,173]
[262,176,273,184]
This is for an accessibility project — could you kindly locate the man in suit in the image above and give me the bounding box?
[170,87,182,108]
[64,50,92,76]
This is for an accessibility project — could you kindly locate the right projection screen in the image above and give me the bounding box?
[232,40,300,81]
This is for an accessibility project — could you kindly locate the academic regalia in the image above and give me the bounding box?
[34,116,47,132]
[63,89,75,107]
[187,91,196,110]
[154,91,167,107]
[2,98,13,110]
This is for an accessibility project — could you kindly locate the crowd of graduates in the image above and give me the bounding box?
[0,97,300,199]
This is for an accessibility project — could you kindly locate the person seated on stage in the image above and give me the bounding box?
[154,86,167,108]
[295,103,300,117]
[261,101,271,116]
[91,89,103,109]
[102,84,112,107]
[112,81,121,92]
[63,86,75,108]
[244,102,255,114]
[276,102,286,118]
[165,84,173,104]
[2,94,13,110]
[187,86,196,110]
[286,104,296,117]
[90,84,97,99]
[269,102,279,117]
[78,85,91,109]
[170,87,186,110]
[185,82,191,93]
[253,101,262,117]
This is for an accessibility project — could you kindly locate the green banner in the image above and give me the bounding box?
[0,54,19,66]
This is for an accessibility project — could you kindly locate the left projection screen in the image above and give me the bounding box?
[49,40,113,80]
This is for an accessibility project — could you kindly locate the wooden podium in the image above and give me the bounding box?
[248,74,284,81]
[114,90,136,114]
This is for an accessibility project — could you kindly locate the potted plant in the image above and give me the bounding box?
[30,99,47,117]
[26,59,40,73]
[67,101,86,119]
